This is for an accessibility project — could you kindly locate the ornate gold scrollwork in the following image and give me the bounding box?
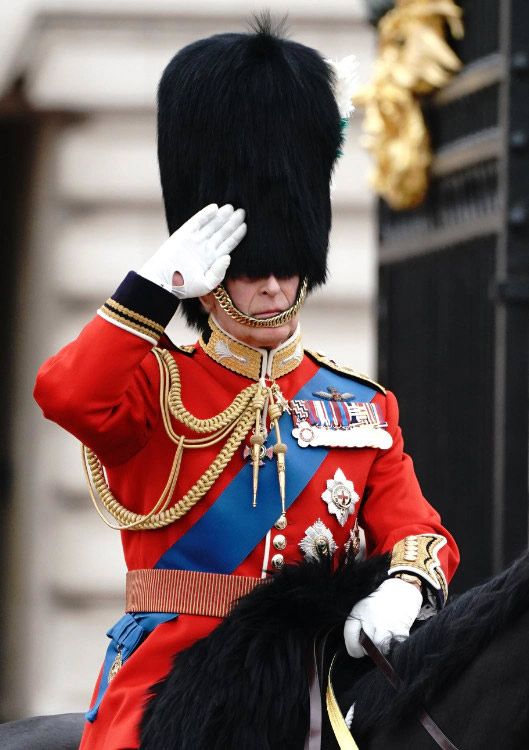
[353,0,464,209]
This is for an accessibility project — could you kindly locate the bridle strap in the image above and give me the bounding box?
[359,631,460,750]
[326,656,361,750]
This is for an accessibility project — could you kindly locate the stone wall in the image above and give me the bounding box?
[2,4,375,717]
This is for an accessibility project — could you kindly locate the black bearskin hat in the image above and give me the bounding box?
[157,15,342,331]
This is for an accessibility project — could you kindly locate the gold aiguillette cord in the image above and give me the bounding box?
[250,384,266,507]
[268,388,287,523]
[249,382,288,526]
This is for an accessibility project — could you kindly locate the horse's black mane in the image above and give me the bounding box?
[351,549,529,734]
[140,554,390,749]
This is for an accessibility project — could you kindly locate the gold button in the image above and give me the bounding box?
[273,534,286,550]
[274,515,287,530]
[271,553,284,569]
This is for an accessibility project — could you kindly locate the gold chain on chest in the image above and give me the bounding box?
[82,348,288,530]
[82,348,259,530]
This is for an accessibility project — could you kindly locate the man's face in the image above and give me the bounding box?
[201,275,301,349]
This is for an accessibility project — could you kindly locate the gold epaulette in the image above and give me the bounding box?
[305,350,387,395]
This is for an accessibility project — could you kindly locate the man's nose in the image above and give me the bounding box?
[261,276,282,295]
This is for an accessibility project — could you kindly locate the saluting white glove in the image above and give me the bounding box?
[138,203,247,299]
[344,577,422,658]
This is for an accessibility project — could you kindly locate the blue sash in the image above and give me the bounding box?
[87,365,376,722]
[85,611,177,722]
[155,366,376,573]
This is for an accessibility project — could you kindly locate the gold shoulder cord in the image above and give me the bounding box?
[82,348,259,530]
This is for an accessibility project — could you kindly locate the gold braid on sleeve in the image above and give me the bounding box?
[389,533,448,604]
[82,348,259,530]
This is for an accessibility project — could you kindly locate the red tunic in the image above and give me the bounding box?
[34,273,459,750]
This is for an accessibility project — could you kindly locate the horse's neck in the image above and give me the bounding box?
[369,607,529,750]
[435,606,529,747]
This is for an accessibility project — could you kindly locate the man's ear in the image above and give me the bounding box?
[199,293,214,314]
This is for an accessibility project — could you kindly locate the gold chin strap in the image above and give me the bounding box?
[212,277,308,328]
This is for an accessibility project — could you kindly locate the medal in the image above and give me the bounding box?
[242,443,274,465]
[344,519,361,560]
[321,468,359,526]
[299,519,337,561]
[108,648,123,683]
[312,385,355,401]
[290,398,392,450]
[292,420,392,449]
[291,421,319,447]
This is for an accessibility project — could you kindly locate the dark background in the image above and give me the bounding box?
[372,0,529,592]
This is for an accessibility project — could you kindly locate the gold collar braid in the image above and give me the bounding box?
[201,317,304,380]
[212,277,308,328]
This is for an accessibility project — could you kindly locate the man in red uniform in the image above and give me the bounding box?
[34,17,458,750]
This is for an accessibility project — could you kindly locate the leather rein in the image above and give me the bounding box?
[359,630,460,750]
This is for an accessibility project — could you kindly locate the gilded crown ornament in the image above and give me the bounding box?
[352,0,464,209]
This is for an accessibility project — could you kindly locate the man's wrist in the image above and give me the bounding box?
[392,572,423,592]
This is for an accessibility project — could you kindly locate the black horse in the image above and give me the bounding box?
[2,551,529,749]
[339,553,529,749]
[347,598,529,748]
[139,550,529,749]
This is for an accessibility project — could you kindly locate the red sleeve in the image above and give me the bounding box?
[34,317,161,466]
[359,389,459,585]
[34,272,179,466]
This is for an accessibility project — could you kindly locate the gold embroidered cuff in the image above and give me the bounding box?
[99,298,165,344]
[389,534,448,606]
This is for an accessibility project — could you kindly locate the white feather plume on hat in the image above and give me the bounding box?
[326,54,359,119]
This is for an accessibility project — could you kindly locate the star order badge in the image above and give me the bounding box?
[321,468,359,526]
[299,519,338,562]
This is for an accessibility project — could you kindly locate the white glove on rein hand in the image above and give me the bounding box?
[138,203,247,299]
[344,577,423,658]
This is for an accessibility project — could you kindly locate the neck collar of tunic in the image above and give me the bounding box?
[199,316,304,381]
